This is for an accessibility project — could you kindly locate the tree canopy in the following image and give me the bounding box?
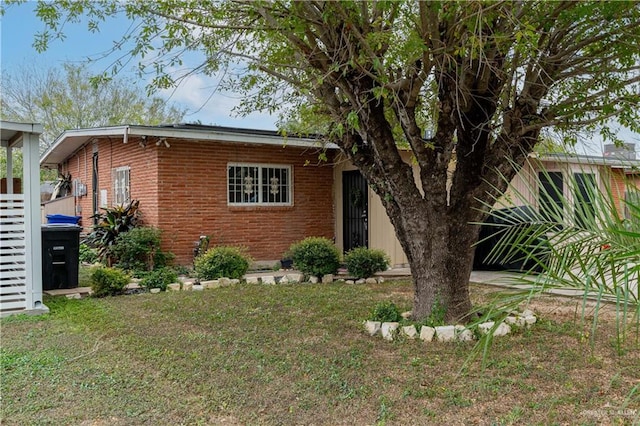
[16,0,640,321]
[0,62,187,149]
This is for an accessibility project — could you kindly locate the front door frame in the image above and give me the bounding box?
[342,170,369,252]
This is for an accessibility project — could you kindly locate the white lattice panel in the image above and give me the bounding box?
[1,194,27,314]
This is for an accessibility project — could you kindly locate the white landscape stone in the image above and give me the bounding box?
[364,320,381,336]
[401,311,413,320]
[478,321,495,335]
[230,279,240,285]
[182,282,193,291]
[435,325,456,342]
[286,273,303,283]
[287,273,304,283]
[378,278,385,283]
[355,279,366,284]
[167,283,181,292]
[365,278,378,284]
[493,322,511,337]
[345,280,355,285]
[322,274,334,284]
[380,322,400,341]
[245,276,260,284]
[521,309,535,318]
[309,276,319,284]
[455,325,475,342]
[150,288,161,294]
[401,325,418,339]
[419,326,436,342]
[261,276,276,285]
[278,275,290,284]
[524,315,537,326]
[504,316,518,325]
[218,277,232,286]
[66,293,82,299]
[193,284,204,291]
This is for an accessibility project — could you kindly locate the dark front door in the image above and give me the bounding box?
[343,170,368,252]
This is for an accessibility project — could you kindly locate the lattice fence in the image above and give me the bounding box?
[0,194,27,314]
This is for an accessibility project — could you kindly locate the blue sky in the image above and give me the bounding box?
[0,1,278,129]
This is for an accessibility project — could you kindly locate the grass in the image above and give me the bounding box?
[2,280,639,425]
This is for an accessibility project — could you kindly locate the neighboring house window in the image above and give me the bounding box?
[573,173,596,228]
[112,166,130,206]
[624,190,640,220]
[228,163,292,205]
[538,171,564,222]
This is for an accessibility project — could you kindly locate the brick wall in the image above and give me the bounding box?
[155,139,335,265]
[62,136,335,265]
[62,136,159,234]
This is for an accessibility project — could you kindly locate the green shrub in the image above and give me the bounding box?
[289,237,340,278]
[194,246,251,280]
[79,243,99,264]
[139,267,178,291]
[90,267,130,297]
[370,301,402,322]
[109,227,173,275]
[86,200,140,263]
[344,247,389,278]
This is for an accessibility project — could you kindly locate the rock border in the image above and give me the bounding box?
[364,310,537,342]
[62,273,386,299]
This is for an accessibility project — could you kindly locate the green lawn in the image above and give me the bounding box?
[1,280,638,425]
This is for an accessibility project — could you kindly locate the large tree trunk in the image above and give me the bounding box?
[383,194,483,323]
[406,215,480,322]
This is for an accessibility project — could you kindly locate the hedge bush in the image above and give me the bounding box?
[344,247,389,279]
[289,237,340,278]
[109,227,173,276]
[139,267,178,291]
[194,246,251,280]
[90,267,129,297]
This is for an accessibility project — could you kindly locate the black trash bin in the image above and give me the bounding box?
[41,225,81,290]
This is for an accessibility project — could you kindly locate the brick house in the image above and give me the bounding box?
[41,124,640,268]
[41,124,336,266]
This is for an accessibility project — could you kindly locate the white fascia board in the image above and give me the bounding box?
[41,125,338,167]
[1,121,43,148]
[538,153,640,169]
[127,126,338,149]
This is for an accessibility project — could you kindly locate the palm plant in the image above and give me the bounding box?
[86,200,141,265]
[476,160,640,352]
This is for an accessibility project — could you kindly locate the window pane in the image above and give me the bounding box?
[113,167,130,205]
[228,166,242,203]
[261,167,289,203]
[539,172,563,223]
[241,166,259,203]
[574,173,596,228]
[229,164,290,205]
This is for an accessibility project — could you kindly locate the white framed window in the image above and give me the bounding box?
[112,166,130,206]
[228,163,292,205]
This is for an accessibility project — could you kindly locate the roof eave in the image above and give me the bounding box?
[40,125,339,168]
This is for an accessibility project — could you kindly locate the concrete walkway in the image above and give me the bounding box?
[378,268,632,303]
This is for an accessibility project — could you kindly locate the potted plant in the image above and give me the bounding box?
[280,249,294,270]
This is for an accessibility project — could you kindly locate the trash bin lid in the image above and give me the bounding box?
[42,224,82,232]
